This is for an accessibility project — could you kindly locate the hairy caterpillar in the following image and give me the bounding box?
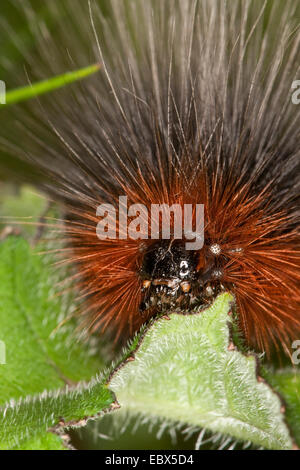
[0,0,299,357]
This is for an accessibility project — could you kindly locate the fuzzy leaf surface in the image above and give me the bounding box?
[110,293,293,450]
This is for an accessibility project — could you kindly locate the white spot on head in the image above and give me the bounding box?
[210,243,221,256]
[180,260,189,277]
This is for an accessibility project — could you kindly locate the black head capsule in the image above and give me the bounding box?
[139,240,225,314]
[141,240,199,282]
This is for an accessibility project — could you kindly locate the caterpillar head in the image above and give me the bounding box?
[139,240,224,313]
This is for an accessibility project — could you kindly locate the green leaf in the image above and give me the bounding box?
[0,236,114,449]
[1,64,100,106]
[109,293,293,450]
[0,236,105,401]
[0,378,115,450]
[266,369,300,447]
[11,433,67,451]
